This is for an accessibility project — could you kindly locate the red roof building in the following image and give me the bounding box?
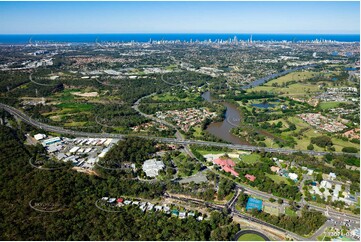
[245,174,256,182]
[214,158,235,167]
[214,157,238,177]
[116,198,124,203]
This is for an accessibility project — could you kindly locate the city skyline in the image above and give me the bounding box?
[0,1,359,34]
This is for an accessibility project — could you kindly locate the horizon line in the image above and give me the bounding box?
[0,32,360,35]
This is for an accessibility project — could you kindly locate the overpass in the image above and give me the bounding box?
[1,103,359,158]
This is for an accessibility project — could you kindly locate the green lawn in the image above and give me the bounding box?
[57,103,94,112]
[193,125,203,137]
[332,137,360,153]
[152,92,197,102]
[58,89,81,101]
[238,233,265,241]
[319,102,342,110]
[247,71,322,98]
[266,173,291,185]
[239,153,260,164]
[196,149,225,155]
[285,207,297,217]
[63,121,87,127]
[225,192,235,201]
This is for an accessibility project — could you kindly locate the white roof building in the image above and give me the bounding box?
[69,146,80,153]
[34,133,47,140]
[163,206,170,213]
[179,212,186,219]
[311,186,323,196]
[154,205,163,211]
[307,169,314,175]
[47,144,62,153]
[288,173,298,181]
[320,180,332,189]
[142,159,165,177]
[333,184,342,198]
[329,172,337,180]
[124,200,132,205]
[323,189,331,198]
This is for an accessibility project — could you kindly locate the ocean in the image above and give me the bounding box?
[0,33,359,44]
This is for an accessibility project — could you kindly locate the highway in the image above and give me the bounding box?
[1,102,359,239]
[1,103,359,158]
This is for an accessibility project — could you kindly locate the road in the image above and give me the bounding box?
[1,103,358,158]
[233,229,270,241]
[239,183,360,222]
[132,93,196,159]
[164,192,308,241]
[1,102,359,220]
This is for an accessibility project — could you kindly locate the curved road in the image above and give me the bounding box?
[233,229,270,241]
[0,103,359,158]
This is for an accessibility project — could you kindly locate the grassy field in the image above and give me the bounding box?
[331,137,360,152]
[263,204,279,216]
[285,207,297,217]
[239,153,260,164]
[266,173,291,185]
[256,115,359,152]
[250,83,320,97]
[196,149,226,155]
[152,92,198,102]
[319,102,342,110]
[63,121,87,127]
[193,125,203,138]
[237,233,265,241]
[57,103,94,112]
[247,71,322,98]
[268,71,317,85]
[225,192,235,201]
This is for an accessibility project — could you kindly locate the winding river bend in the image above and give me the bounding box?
[202,64,316,145]
[202,91,249,145]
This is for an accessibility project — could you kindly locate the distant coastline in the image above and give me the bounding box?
[0,33,359,44]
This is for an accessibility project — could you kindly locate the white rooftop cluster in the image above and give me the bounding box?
[142,159,165,177]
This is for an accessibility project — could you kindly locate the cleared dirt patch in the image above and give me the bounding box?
[71,92,99,97]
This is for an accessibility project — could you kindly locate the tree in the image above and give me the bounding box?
[341,147,358,153]
[316,173,323,183]
[278,198,283,204]
[0,125,241,241]
[307,143,314,150]
[311,136,333,148]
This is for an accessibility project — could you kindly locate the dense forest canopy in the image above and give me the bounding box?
[0,125,241,240]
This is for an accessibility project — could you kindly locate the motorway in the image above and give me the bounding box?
[1,102,359,158]
[2,102,359,240]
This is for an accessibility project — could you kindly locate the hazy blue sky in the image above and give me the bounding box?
[0,1,359,34]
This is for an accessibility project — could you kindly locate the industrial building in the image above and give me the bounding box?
[34,133,46,141]
[42,137,62,146]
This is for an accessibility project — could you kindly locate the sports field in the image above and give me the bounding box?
[237,233,265,241]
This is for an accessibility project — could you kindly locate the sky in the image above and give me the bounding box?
[0,1,359,34]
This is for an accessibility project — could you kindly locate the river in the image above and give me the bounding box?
[241,64,315,89]
[202,91,249,145]
[202,65,316,144]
